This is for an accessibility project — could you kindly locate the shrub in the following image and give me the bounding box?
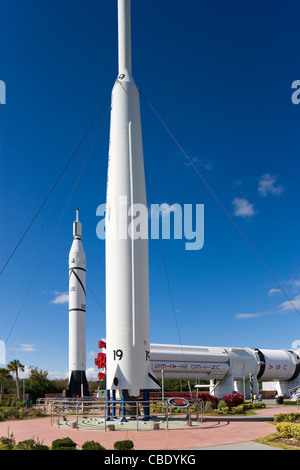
[217,400,227,412]
[276,422,300,440]
[82,440,106,450]
[34,443,49,450]
[222,393,244,410]
[197,392,219,409]
[51,437,77,450]
[168,393,192,399]
[12,437,49,450]
[274,412,300,423]
[204,401,214,412]
[13,439,37,450]
[113,440,134,450]
[253,402,266,409]
[0,434,16,450]
[12,410,21,419]
[231,405,246,414]
[20,410,28,419]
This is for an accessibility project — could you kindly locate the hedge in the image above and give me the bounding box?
[274,412,300,423]
[276,422,300,440]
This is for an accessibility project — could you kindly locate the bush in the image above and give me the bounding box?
[82,440,106,450]
[217,400,227,412]
[274,412,300,423]
[198,392,219,409]
[204,401,214,412]
[51,437,77,450]
[34,443,49,450]
[13,439,37,450]
[231,405,246,414]
[12,437,49,450]
[12,410,21,419]
[0,434,16,450]
[253,402,266,409]
[113,440,134,450]
[276,422,300,440]
[222,393,244,410]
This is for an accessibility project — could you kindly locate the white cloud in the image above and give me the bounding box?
[51,291,69,305]
[278,294,300,312]
[258,174,284,197]
[291,280,300,290]
[236,296,300,319]
[232,197,256,218]
[47,370,68,380]
[20,344,37,352]
[86,367,98,380]
[268,288,281,296]
[18,366,31,379]
[46,367,99,381]
[236,313,264,319]
[8,344,37,352]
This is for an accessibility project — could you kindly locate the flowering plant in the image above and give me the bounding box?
[222,393,244,410]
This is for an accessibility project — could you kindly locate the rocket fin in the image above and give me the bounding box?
[148,367,161,389]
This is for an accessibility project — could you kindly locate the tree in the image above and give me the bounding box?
[7,360,25,399]
[0,368,11,401]
[25,367,51,403]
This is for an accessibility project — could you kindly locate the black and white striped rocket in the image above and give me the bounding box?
[66,209,90,397]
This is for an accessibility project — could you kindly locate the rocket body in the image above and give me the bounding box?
[66,210,89,397]
[105,0,157,396]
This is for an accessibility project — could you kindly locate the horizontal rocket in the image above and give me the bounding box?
[105,0,158,397]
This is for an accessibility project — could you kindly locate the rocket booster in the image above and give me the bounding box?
[66,209,89,397]
[105,0,158,396]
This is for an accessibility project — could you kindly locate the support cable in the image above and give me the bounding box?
[2,106,111,355]
[7,285,106,363]
[145,172,191,379]
[0,94,111,276]
[139,88,300,318]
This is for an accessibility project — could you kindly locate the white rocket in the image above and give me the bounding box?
[105,0,158,397]
[66,209,90,397]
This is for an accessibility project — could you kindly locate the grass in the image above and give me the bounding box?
[254,433,300,451]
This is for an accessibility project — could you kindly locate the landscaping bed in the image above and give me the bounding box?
[256,412,300,450]
[0,434,134,450]
[0,406,48,421]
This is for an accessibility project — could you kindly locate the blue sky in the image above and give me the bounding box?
[1,0,300,379]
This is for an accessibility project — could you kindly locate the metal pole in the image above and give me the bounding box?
[142,389,150,421]
[112,390,116,419]
[76,402,78,430]
[121,389,127,422]
[106,390,111,421]
[166,402,169,430]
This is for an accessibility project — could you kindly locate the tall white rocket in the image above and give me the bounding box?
[66,209,89,397]
[105,0,158,397]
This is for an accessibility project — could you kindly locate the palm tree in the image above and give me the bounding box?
[0,368,10,401]
[7,360,25,399]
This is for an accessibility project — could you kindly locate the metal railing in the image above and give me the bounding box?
[49,397,205,431]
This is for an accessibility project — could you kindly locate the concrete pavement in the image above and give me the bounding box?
[0,405,295,450]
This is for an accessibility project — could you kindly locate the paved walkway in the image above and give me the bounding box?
[0,406,295,450]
